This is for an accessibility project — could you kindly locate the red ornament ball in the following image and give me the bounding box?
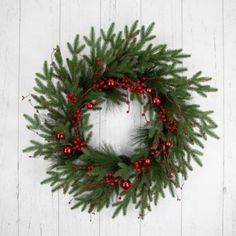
[152,96,161,106]
[63,145,72,156]
[55,131,65,140]
[165,141,173,147]
[120,180,132,190]
[85,102,94,109]
[107,78,115,87]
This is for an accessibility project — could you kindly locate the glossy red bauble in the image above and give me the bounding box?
[152,96,161,106]
[63,145,72,156]
[55,131,65,140]
[120,180,132,190]
[107,78,115,87]
[86,102,94,109]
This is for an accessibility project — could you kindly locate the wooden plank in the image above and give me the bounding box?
[99,1,142,235]
[141,1,182,236]
[19,0,60,235]
[223,0,236,235]
[0,0,19,235]
[181,1,224,235]
[58,1,101,236]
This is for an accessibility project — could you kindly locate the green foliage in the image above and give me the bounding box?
[23,21,218,218]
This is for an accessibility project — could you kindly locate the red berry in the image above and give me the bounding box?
[66,93,77,104]
[87,165,93,171]
[146,87,152,93]
[168,119,178,132]
[144,158,151,165]
[107,171,113,177]
[165,141,173,147]
[141,166,146,173]
[141,82,147,88]
[103,84,108,89]
[80,141,87,148]
[114,177,121,183]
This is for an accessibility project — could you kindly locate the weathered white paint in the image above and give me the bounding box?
[0,0,235,235]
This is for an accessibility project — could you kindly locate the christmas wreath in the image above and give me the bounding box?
[23,21,218,218]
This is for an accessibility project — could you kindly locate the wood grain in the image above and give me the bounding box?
[0,0,19,235]
[19,1,60,235]
[181,0,224,235]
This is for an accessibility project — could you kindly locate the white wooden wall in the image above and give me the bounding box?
[0,0,236,235]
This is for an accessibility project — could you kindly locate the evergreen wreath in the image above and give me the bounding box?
[23,21,219,218]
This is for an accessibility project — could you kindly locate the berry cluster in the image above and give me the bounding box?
[72,108,83,124]
[93,77,153,97]
[134,158,152,173]
[150,140,173,157]
[168,119,178,132]
[66,93,77,105]
[72,137,87,151]
[104,172,121,187]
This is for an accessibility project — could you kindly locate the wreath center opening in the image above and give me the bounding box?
[87,99,146,156]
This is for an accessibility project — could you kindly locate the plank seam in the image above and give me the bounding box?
[17,0,22,235]
[221,0,225,235]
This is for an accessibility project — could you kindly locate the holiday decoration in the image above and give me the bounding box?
[63,145,73,156]
[120,180,132,190]
[23,21,218,219]
[55,131,65,140]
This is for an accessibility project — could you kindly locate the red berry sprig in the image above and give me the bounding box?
[159,110,168,122]
[134,158,152,173]
[66,93,77,105]
[72,108,82,124]
[150,147,159,156]
[73,137,87,151]
[168,119,178,132]
[104,172,121,187]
